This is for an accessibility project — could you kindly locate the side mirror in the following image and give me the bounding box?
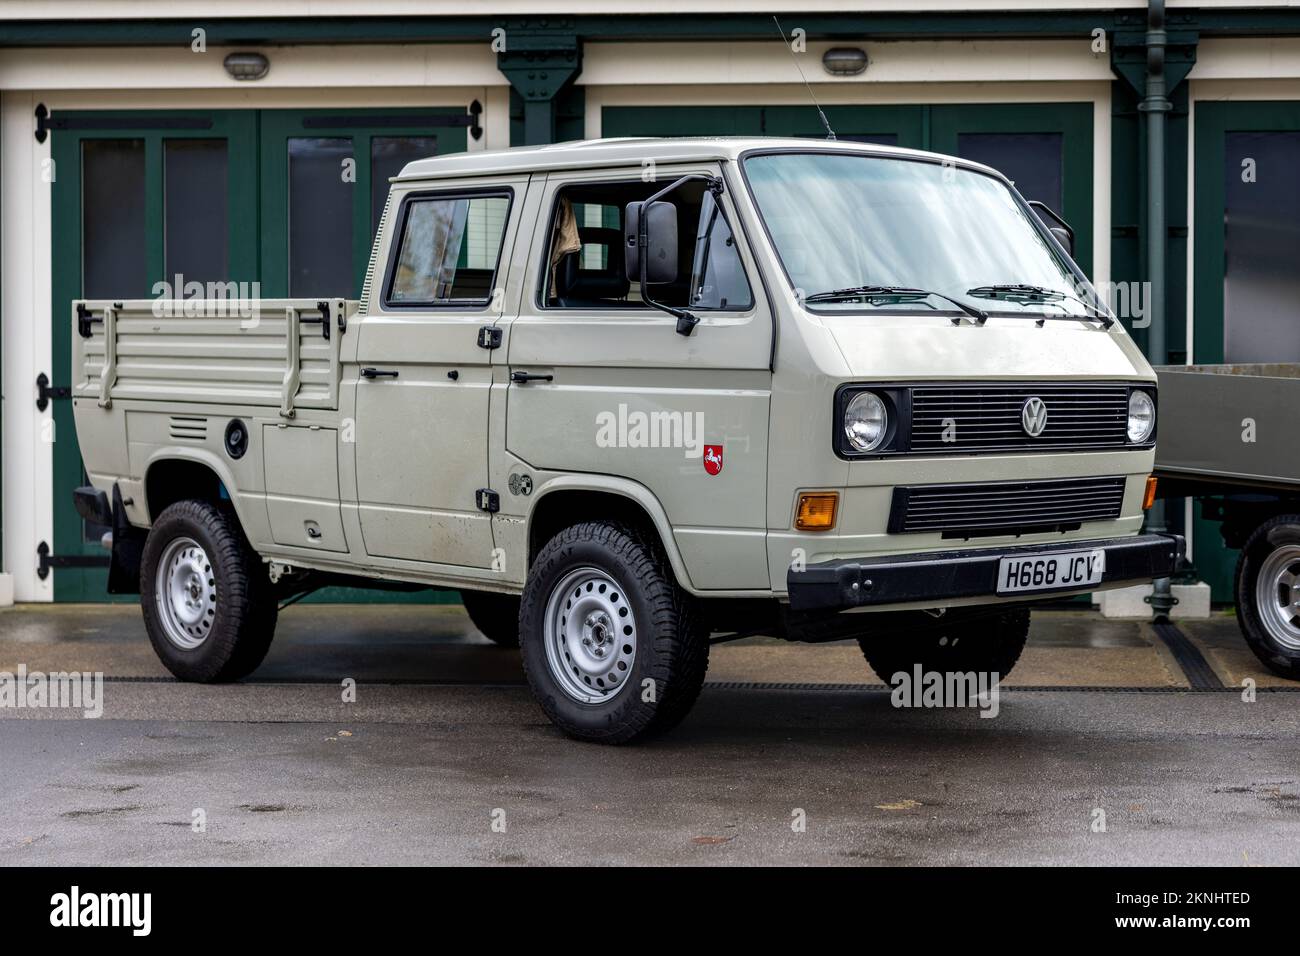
[624,201,679,285]
[1028,199,1075,257]
[1048,225,1074,256]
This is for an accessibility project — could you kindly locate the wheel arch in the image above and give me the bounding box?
[525,476,697,593]
[143,449,253,537]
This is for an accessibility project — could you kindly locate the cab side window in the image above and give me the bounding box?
[385,192,509,307]
[542,180,752,311]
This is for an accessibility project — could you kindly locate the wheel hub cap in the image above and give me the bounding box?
[155,536,217,650]
[1257,545,1300,651]
[544,567,637,703]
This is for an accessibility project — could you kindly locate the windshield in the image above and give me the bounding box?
[743,151,1098,318]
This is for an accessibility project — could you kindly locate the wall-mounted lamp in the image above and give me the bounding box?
[822,47,868,76]
[223,52,270,81]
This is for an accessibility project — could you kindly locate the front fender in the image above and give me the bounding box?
[527,474,698,593]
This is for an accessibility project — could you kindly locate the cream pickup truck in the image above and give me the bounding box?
[72,137,1182,743]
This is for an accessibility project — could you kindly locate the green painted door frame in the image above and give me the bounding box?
[1188,99,1300,600]
[603,104,925,146]
[928,102,1094,277]
[48,107,466,601]
[49,110,257,601]
[1192,100,1300,366]
[258,109,467,299]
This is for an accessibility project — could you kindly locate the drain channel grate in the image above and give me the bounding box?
[1151,621,1226,690]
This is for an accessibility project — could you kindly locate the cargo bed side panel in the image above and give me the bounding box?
[1155,364,1300,488]
[73,298,347,411]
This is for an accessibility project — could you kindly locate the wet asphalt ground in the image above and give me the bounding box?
[1,603,1298,865]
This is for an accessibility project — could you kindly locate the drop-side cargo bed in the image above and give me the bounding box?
[71,298,352,416]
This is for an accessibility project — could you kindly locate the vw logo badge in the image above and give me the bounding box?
[1021,397,1048,437]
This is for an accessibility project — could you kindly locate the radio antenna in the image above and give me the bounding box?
[773,15,836,141]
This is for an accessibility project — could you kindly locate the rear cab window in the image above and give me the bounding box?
[384,190,511,308]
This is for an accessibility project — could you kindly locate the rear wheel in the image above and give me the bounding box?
[458,589,521,647]
[519,521,709,744]
[140,499,277,682]
[1235,516,1300,680]
[857,606,1031,683]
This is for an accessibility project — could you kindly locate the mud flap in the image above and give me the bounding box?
[107,484,144,595]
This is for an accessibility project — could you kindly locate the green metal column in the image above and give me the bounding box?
[495,19,582,146]
[1142,0,1175,618]
[1112,6,1199,618]
[1111,10,1198,357]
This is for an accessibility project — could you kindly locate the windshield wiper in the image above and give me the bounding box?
[804,285,988,325]
[966,284,1114,328]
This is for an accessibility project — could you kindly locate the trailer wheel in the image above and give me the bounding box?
[140,499,277,682]
[519,521,709,744]
[1235,515,1300,680]
[458,589,521,647]
[858,606,1030,684]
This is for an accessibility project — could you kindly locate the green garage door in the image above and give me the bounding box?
[48,107,468,601]
[1190,100,1300,600]
[603,102,1094,275]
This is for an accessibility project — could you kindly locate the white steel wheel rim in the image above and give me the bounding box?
[1257,545,1300,651]
[543,566,637,704]
[155,536,217,650]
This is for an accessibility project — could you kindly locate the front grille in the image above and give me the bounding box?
[889,475,1127,536]
[909,383,1131,452]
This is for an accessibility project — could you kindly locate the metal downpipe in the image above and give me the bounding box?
[1142,0,1176,620]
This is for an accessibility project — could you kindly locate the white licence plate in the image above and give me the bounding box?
[997,549,1106,594]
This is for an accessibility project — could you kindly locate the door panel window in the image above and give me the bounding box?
[82,139,147,298]
[385,194,509,305]
[541,180,752,311]
[1223,130,1300,362]
[288,136,354,297]
[164,138,229,285]
[958,132,1064,212]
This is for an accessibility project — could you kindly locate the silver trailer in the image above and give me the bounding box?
[1156,364,1300,678]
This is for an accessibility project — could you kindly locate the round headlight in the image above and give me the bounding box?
[1127,390,1155,443]
[844,391,889,452]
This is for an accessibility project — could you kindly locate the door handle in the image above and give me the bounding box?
[360,367,399,379]
[510,371,554,384]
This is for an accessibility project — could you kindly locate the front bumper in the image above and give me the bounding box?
[787,532,1185,612]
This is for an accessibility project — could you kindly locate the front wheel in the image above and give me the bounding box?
[1235,516,1300,680]
[858,606,1030,684]
[519,522,709,744]
[140,499,277,682]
